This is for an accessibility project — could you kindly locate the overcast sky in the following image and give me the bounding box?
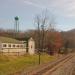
[0,0,75,31]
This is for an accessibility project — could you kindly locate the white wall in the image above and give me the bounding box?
[2,43,26,49]
[2,48,26,52]
[0,43,26,55]
[28,38,35,55]
[0,38,35,55]
[1,48,26,56]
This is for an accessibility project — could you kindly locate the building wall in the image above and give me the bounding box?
[2,43,26,49]
[0,43,26,55]
[0,38,35,55]
[1,48,26,55]
[28,38,35,55]
[2,48,26,52]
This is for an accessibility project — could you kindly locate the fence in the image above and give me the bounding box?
[0,48,26,56]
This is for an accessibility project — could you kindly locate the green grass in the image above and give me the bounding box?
[0,54,56,75]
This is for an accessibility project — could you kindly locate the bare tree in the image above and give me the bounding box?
[34,10,49,52]
[34,10,56,64]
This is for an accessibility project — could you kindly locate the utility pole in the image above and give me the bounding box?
[41,25,45,52]
[38,22,41,64]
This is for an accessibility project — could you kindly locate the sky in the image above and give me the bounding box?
[0,0,75,31]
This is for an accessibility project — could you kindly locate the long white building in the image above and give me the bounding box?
[0,36,35,55]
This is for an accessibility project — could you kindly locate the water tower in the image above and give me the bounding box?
[14,16,19,38]
[14,16,19,33]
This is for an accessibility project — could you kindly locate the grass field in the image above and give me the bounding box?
[0,54,56,75]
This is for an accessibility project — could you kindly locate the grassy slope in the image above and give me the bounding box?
[0,54,56,75]
[0,36,22,43]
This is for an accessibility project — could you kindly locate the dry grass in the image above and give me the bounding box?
[0,54,56,75]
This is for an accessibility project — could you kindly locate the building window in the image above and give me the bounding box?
[13,45,15,47]
[3,44,7,47]
[17,45,19,47]
[31,45,32,48]
[20,45,23,48]
[24,44,26,48]
[8,44,11,47]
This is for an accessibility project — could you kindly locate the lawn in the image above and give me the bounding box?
[0,54,56,75]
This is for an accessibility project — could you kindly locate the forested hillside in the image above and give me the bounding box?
[61,29,75,48]
[0,28,75,53]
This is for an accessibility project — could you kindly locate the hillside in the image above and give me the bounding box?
[61,29,75,48]
[0,29,75,48]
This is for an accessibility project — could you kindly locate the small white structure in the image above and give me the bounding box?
[0,36,35,55]
[28,38,35,55]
